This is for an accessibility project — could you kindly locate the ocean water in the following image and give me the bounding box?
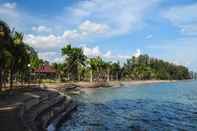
[58,80,197,131]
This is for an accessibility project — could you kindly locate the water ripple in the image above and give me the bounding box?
[59,81,197,131]
[59,99,197,131]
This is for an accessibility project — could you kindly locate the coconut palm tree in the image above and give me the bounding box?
[62,44,86,81]
[8,31,23,88]
[0,20,12,90]
[7,31,33,89]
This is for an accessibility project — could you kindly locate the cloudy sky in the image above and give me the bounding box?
[0,0,197,71]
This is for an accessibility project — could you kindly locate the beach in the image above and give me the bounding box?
[40,80,176,94]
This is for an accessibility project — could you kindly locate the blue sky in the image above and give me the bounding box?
[0,0,197,71]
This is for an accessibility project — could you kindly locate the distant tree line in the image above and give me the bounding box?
[122,55,191,80]
[56,45,191,82]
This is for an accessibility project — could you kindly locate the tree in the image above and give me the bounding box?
[111,62,121,80]
[122,54,190,80]
[62,45,86,81]
[52,63,65,81]
[8,31,27,88]
[0,20,38,89]
[0,20,12,90]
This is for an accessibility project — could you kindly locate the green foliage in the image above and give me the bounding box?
[62,44,87,80]
[52,63,65,81]
[59,48,191,81]
[123,54,190,80]
[0,20,191,88]
[0,20,40,89]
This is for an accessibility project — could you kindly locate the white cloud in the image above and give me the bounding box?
[103,51,112,58]
[147,37,197,71]
[36,46,131,63]
[38,51,64,63]
[83,46,101,57]
[0,0,159,63]
[63,20,109,39]
[24,34,63,49]
[68,0,159,36]
[32,26,51,33]
[0,2,18,18]
[145,34,153,39]
[0,2,43,31]
[163,3,197,36]
[82,46,130,61]
[53,57,65,63]
[62,20,110,42]
[63,30,81,41]
[133,49,141,57]
[79,20,109,34]
[25,20,110,51]
[161,3,197,71]
[2,2,16,9]
[38,52,57,61]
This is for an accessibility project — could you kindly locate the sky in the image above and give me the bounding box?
[0,0,197,71]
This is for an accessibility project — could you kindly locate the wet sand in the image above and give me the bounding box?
[42,80,176,93]
[77,80,176,93]
[77,80,175,87]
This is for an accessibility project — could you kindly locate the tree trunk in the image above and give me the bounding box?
[116,72,119,81]
[78,74,80,81]
[67,73,70,81]
[107,68,110,82]
[0,67,2,91]
[2,71,7,89]
[10,69,13,89]
[90,70,93,83]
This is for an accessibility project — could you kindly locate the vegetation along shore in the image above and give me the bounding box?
[0,20,195,92]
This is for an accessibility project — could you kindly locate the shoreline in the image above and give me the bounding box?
[39,80,177,94]
[75,80,176,93]
[42,80,176,94]
[75,80,176,88]
[0,80,181,131]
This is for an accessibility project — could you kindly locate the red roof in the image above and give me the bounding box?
[34,65,56,73]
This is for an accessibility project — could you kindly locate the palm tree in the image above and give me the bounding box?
[0,20,12,90]
[8,31,33,89]
[62,44,86,81]
[8,31,23,88]
[52,63,65,81]
[88,57,112,82]
[111,62,121,80]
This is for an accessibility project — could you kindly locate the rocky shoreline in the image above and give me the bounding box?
[0,87,77,131]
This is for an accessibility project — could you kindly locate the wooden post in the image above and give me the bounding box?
[107,68,110,82]
[90,69,93,83]
[0,67,2,91]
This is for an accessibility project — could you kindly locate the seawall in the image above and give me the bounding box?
[0,87,76,131]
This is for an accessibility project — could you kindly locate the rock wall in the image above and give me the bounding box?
[0,88,76,131]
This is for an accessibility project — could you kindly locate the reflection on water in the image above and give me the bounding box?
[59,81,197,131]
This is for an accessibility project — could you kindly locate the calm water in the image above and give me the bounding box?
[59,81,197,131]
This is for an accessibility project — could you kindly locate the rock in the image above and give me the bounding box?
[0,88,77,131]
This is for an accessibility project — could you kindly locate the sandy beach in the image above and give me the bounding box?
[77,80,176,93]
[46,80,175,88]
[42,80,176,93]
[76,80,175,88]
